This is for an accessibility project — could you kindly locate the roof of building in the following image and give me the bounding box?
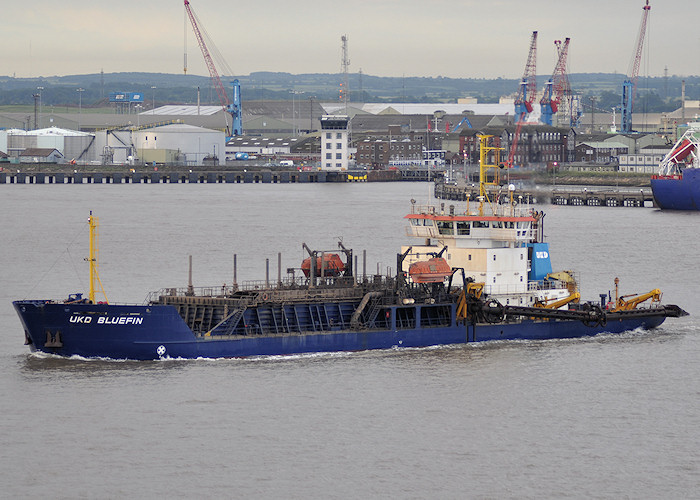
[19,148,62,157]
[664,105,700,120]
[578,141,629,149]
[321,102,516,116]
[640,144,672,151]
[243,100,327,120]
[147,105,224,116]
[6,126,91,137]
[226,136,301,147]
[140,123,223,134]
[349,113,510,134]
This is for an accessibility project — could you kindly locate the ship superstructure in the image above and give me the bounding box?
[402,135,570,308]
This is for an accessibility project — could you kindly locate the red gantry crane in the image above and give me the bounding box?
[184,0,242,136]
[540,38,570,126]
[513,31,538,122]
[620,0,651,133]
[508,31,538,168]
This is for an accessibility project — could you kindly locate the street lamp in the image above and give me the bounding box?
[37,86,44,129]
[308,96,316,132]
[77,88,85,131]
[151,86,156,114]
[134,104,142,128]
[289,90,304,136]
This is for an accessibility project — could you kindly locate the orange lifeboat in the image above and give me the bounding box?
[301,253,345,277]
[408,257,452,283]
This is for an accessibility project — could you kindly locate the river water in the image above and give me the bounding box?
[1,183,698,499]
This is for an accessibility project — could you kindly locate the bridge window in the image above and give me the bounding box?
[456,221,471,235]
[437,221,454,235]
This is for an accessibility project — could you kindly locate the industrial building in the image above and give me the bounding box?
[0,123,225,166]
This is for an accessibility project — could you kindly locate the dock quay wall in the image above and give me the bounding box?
[0,167,439,185]
[434,182,655,208]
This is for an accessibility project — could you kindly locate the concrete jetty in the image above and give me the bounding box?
[0,166,439,185]
[434,182,654,208]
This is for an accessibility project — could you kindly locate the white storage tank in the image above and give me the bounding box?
[135,124,225,166]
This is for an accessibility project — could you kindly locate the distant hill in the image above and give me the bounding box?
[0,71,697,113]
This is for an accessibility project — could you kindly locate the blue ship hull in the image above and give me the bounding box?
[13,300,668,361]
[650,169,700,210]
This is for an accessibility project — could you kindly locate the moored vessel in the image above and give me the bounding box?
[13,136,688,360]
[651,128,700,210]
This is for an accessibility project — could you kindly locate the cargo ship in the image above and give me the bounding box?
[651,128,700,210]
[13,135,687,360]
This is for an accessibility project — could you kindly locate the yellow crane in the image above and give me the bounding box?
[611,277,661,311]
[534,292,580,309]
[456,282,485,321]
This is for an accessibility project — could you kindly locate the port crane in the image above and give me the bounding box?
[620,0,651,134]
[514,31,538,123]
[450,115,473,133]
[184,0,242,136]
[507,31,538,168]
[539,38,571,126]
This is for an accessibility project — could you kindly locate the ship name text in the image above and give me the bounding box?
[69,315,143,325]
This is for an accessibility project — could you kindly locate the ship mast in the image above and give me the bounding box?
[87,212,109,304]
[477,134,504,216]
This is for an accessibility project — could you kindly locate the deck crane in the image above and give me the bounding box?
[620,0,651,134]
[540,38,571,126]
[184,0,242,137]
[507,31,538,168]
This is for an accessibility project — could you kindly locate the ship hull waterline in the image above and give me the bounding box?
[650,169,700,210]
[14,301,667,361]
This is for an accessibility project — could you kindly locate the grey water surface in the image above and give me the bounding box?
[1,183,698,499]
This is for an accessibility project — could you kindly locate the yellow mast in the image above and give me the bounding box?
[477,134,504,215]
[87,212,109,304]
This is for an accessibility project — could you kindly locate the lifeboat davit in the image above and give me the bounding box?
[670,139,695,164]
[408,257,452,283]
[301,253,345,278]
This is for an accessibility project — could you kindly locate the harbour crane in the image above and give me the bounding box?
[620,0,651,134]
[540,38,570,126]
[184,0,242,137]
[508,31,538,168]
[514,31,538,123]
[450,115,473,133]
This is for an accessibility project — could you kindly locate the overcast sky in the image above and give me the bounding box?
[4,0,699,79]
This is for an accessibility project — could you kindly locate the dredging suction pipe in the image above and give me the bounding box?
[350,291,383,328]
